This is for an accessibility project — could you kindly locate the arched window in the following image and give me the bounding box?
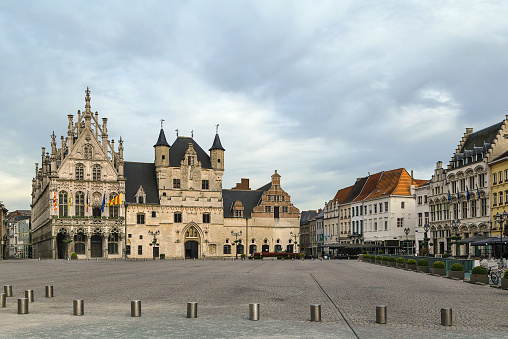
[92,165,101,181]
[223,244,231,254]
[58,191,68,217]
[74,232,86,254]
[84,144,93,159]
[75,164,84,180]
[109,193,119,218]
[75,191,85,217]
[185,226,199,238]
[108,233,119,254]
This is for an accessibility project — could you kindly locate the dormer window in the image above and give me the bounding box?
[75,164,84,180]
[92,165,101,181]
[188,156,194,166]
[232,200,244,218]
[135,185,146,205]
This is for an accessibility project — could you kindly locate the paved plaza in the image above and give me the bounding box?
[1,259,508,338]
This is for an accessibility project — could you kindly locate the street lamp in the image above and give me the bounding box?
[450,219,460,257]
[423,224,430,256]
[290,231,300,255]
[494,211,508,262]
[231,230,242,259]
[404,228,410,255]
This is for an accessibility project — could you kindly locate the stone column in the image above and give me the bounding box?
[87,234,91,259]
[104,233,109,259]
[121,234,125,259]
[52,236,57,260]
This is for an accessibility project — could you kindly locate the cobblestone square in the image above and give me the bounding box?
[1,259,507,338]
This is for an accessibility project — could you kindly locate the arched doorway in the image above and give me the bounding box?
[91,234,103,258]
[56,233,67,259]
[184,225,200,259]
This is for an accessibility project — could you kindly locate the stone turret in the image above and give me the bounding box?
[209,126,225,171]
[154,128,170,168]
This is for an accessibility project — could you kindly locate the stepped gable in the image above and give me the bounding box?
[491,149,508,162]
[460,122,503,153]
[222,189,264,218]
[124,162,159,204]
[168,136,212,169]
[352,171,383,202]
[342,177,368,204]
[333,186,353,204]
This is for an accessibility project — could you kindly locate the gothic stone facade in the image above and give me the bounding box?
[32,89,300,259]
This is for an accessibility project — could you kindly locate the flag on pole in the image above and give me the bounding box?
[448,190,451,203]
[53,192,57,211]
[101,193,106,212]
[466,187,470,202]
[325,229,327,241]
[457,192,460,202]
[108,193,122,206]
[477,185,480,198]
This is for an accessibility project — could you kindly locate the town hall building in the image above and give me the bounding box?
[31,88,300,259]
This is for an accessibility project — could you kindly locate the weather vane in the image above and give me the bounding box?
[175,129,179,137]
[216,124,219,134]
[191,130,194,138]
[160,119,165,129]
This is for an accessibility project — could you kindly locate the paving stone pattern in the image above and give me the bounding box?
[0,259,507,338]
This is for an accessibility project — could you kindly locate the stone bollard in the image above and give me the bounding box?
[25,290,34,303]
[0,293,5,308]
[45,285,54,298]
[4,285,12,297]
[441,308,452,326]
[310,304,321,322]
[73,300,84,316]
[249,303,260,321]
[131,300,141,317]
[18,298,28,314]
[187,302,198,318]
[376,305,387,324]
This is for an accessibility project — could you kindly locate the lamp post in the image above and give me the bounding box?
[290,231,300,255]
[450,219,460,257]
[494,211,508,262]
[404,228,410,255]
[148,230,160,259]
[231,230,242,259]
[423,224,430,256]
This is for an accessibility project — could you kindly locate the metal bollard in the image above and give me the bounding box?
[441,308,452,326]
[73,299,84,316]
[0,293,5,308]
[376,305,387,324]
[4,285,12,297]
[187,302,198,318]
[25,290,34,303]
[18,298,28,314]
[45,285,54,298]
[131,300,141,317]
[310,304,321,322]
[249,303,260,321]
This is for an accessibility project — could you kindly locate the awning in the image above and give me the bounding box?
[460,235,490,244]
[470,237,508,246]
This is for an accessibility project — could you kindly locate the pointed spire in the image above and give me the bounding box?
[209,132,225,151]
[154,128,170,147]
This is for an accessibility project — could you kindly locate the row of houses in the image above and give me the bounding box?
[0,207,31,259]
[301,115,508,259]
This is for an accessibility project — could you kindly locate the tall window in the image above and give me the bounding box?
[471,200,477,218]
[494,173,497,185]
[59,191,68,217]
[84,144,93,159]
[397,218,403,227]
[74,232,86,254]
[75,191,85,217]
[137,214,145,224]
[265,206,271,213]
[223,244,231,254]
[494,193,498,206]
[92,165,101,181]
[108,233,119,254]
[174,212,182,223]
[173,179,181,189]
[138,245,143,255]
[109,193,119,217]
[202,180,209,190]
[461,201,468,219]
[75,164,84,180]
[203,213,210,223]
[481,198,487,216]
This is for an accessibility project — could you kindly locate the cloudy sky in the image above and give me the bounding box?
[1,1,508,212]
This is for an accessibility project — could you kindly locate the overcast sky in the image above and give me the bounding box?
[1,1,508,212]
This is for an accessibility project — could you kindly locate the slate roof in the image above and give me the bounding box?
[169,136,212,169]
[491,149,508,163]
[300,210,318,226]
[460,122,503,152]
[124,162,159,204]
[209,133,225,151]
[342,177,368,204]
[257,182,272,192]
[153,129,170,147]
[222,189,265,218]
[352,172,382,202]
